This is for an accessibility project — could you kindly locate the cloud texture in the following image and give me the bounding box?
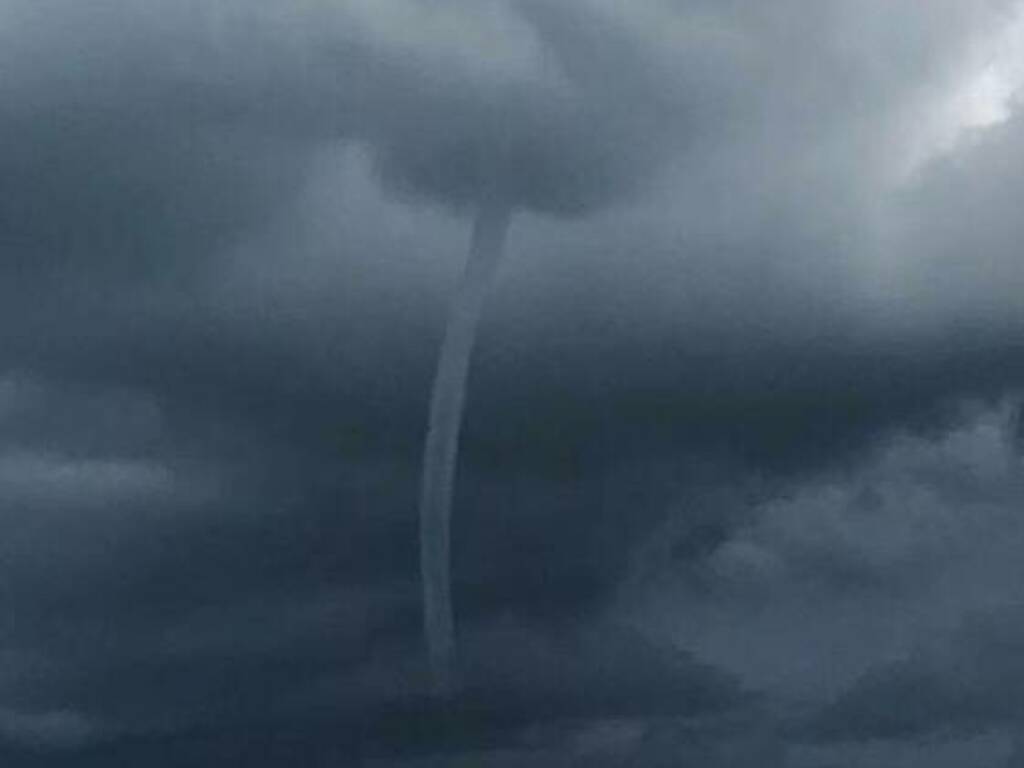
[3,0,1024,764]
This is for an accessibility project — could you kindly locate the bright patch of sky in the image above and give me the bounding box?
[902,2,1024,178]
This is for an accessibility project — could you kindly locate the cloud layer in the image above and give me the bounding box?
[3,0,1024,764]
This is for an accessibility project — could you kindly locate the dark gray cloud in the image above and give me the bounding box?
[802,579,1024,744]
[366,0,712,215]
[3,0,1024,765]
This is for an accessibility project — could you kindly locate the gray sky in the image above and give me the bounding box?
[3,0,1024,764]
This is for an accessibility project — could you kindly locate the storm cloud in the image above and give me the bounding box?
[3,0,1024,764]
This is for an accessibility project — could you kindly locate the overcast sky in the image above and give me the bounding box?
[3,0,1024,765]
